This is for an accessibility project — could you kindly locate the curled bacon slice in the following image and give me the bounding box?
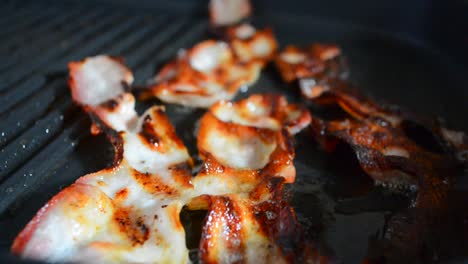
[275,44,347,84]
[226,23,278,65]
[191,94,311,201]
[142,40,262,108]
[13,56,194,263]
[187,94,314,263]
[209,0,252,26]
[297,62,468,167]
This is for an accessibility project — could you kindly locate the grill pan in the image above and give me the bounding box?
[0,0,467,263]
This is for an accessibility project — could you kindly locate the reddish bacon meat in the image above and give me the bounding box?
[309,117,455,208]
[226,23,278,65]
[188,94,314,263]
[189,94,311,202]
[275,44,347,85]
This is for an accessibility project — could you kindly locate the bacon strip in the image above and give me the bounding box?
[142,24,278,109]
[188,94,314,263]
[310,117,455,208]
[12,56,193,263]
[141,40,263,108]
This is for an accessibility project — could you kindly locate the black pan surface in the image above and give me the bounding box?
[0,1,467,263]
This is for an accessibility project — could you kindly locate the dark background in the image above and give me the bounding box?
[61,0,468,67]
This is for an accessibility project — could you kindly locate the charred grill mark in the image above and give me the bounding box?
[143,114,152,123]
[249,177,284,201]
[139,128,161,149]
[168,162,193,186]
[139,115,163,151]
[115,188,129,203]
[131,169,178,196]
[136,216,150,241]
[112,133,125,166]
[101,99,119,111]
[168,162,191,174]
[197,152,226,175]
[281,129,295,154]
[222,198,245,254]
[149,108,188,150]
[114,208,150,246]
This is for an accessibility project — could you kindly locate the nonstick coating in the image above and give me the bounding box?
[0,11,467,264]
